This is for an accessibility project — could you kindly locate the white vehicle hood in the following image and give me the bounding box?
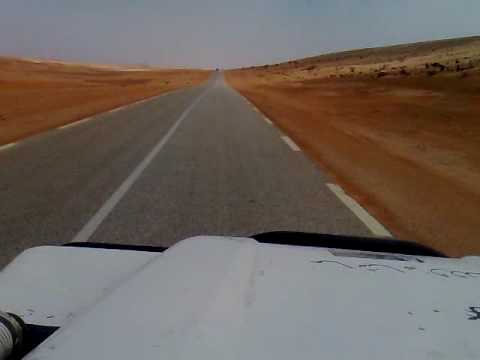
[0,236,479,359]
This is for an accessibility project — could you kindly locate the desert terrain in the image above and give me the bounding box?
[227,36,480,256]
[0,57,209,145]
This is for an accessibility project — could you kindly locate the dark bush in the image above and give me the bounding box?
[431,62,446,71]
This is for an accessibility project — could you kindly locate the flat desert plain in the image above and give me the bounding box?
[0,57,209,145]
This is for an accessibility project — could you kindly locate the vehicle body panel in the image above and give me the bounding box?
[0,236,479,359]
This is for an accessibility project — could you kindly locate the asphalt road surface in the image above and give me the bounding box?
[0,72,373,268]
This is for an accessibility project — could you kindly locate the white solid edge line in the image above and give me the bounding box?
[59,117,92,130]
[59,90,178,131]
[0,142,17,151]
[109,107,124,114]
[70,88,209,243]
[264,116,273,125]
[326,183,392,237]
[281,136,301,152]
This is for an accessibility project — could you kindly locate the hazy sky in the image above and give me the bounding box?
[1,0,479,68]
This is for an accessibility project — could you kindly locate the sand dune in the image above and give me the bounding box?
[227,36,480,256]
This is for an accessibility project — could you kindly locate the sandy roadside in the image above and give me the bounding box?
[226,36,480,256]
[0,57,210,145]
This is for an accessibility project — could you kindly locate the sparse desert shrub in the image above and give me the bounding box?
[431,62,446,71]
[425,63,430,69]
[455,61,474,72]
[350,67,355,73]
[377,71,388,78]
[305,65,316,71]
[427,70,437,77]
[399,69,410,76]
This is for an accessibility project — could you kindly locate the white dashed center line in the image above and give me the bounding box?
[70,88,209,243]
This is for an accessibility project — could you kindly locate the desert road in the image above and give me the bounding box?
[0,72,385,267]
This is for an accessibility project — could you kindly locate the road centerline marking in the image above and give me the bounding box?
[264,116,273,125]
[70,88,209,243]
[326,183,392,237]
[281,136,301,151]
